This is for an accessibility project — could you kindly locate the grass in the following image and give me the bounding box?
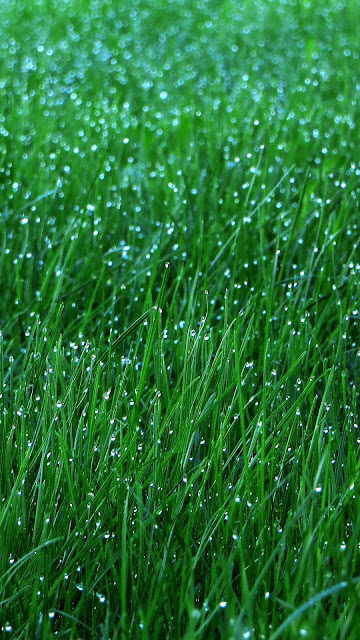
[1,0,360,637]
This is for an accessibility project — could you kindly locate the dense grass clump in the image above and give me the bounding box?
[1,0,360,637]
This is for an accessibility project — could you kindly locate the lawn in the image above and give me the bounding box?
[1,0,360,638]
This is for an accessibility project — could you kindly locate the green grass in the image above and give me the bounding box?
[1,0,360,637]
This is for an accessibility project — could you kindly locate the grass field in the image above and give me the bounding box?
[1,0,360,637]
